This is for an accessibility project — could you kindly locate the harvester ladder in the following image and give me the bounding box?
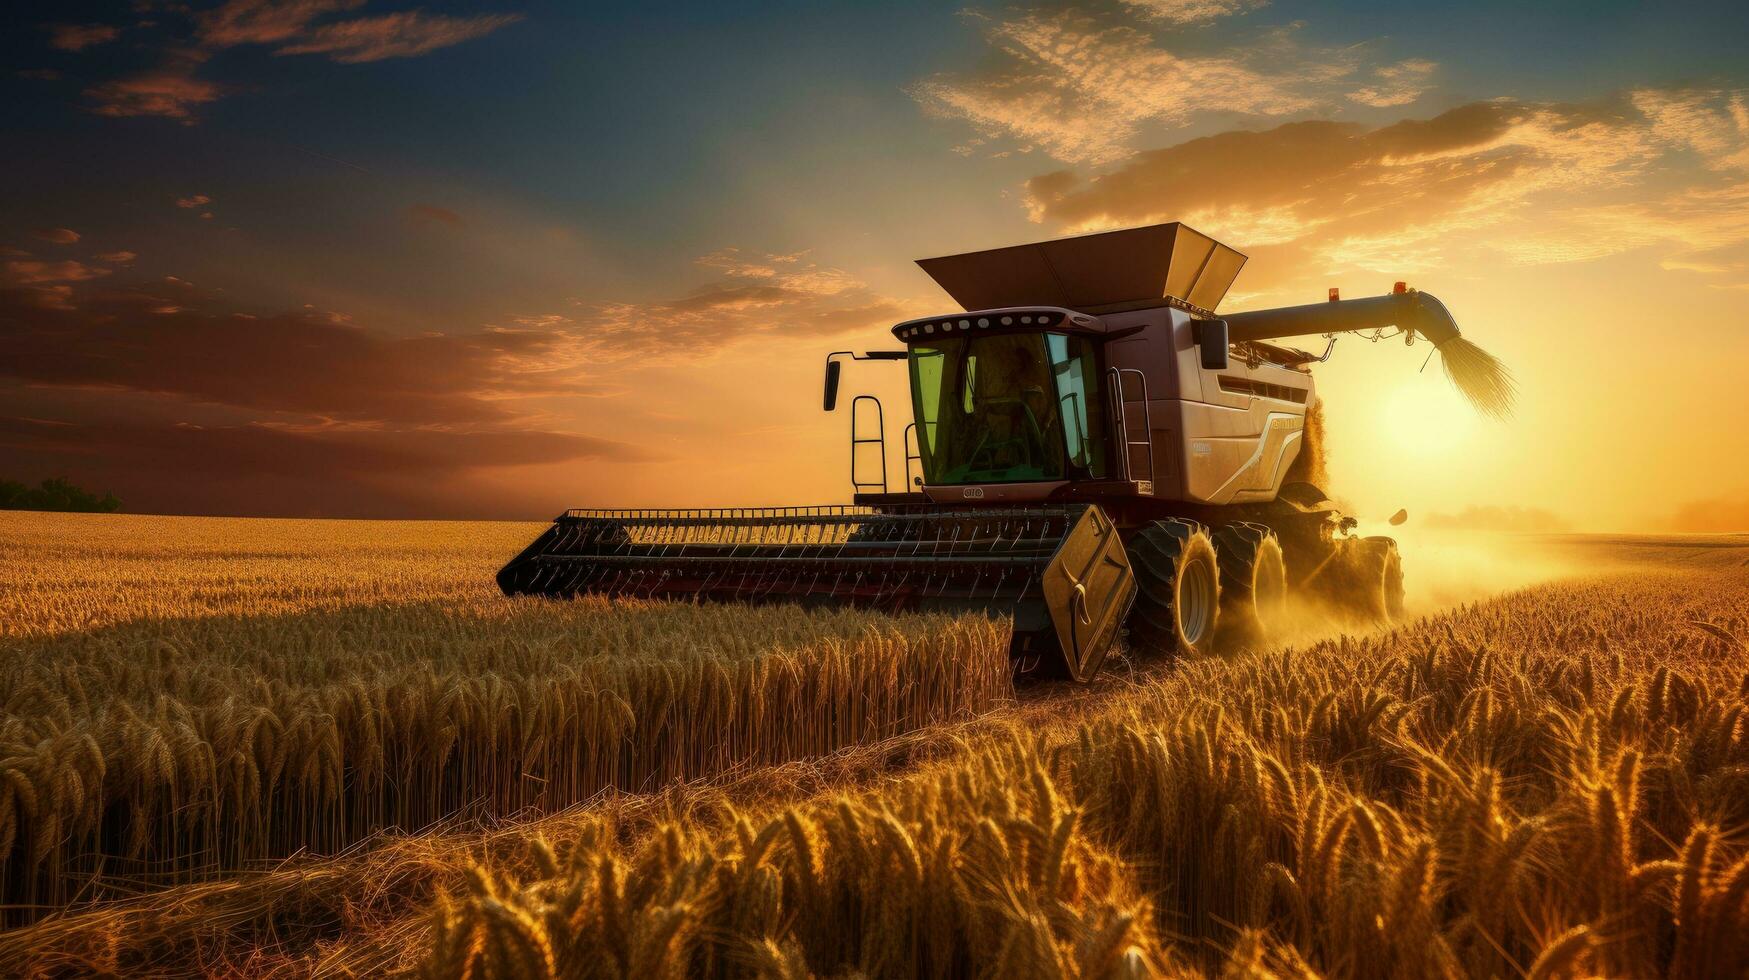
[1107,367,1156,492]
[850,394,889,493]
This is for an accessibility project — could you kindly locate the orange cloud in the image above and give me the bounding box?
[568,249,910,361]
[1017,90,1749,287]
[1119,0,1268,25]
[276,11,523,63]
[198,0,365,47]
[32,227,81,244]
[176,194,213,209]
[87,71,223,121]
[0,264,641,517]
[408,204,464,227]
[0,279,594,424]
[911,8,1364,164]
[1347,58,1437,108]
[94,251,138,264]
[1633,88,1749,169]
[3,260,110,285]
[46,23,120,52]
[78,1,519,125]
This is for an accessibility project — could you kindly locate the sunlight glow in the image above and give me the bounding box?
[1373,375,1477,462]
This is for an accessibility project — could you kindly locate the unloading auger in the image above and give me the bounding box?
[500,223,1512,682]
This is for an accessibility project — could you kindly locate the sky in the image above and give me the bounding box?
[3,0,1748,530]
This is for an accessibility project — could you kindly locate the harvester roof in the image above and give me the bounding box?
[915,222,1246,316]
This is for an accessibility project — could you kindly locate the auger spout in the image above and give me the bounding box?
[1224,289,1458,345]
[1224,290,1514,419]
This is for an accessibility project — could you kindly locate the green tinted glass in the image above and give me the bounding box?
[907,332,1105,485]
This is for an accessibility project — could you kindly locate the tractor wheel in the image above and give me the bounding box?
[1314,535,1405,624]
[1126,519,1220,660]
[1363,535,1406,622]
[1212,522,1289,642]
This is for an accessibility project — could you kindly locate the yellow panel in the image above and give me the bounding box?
[1040,505,1136,681]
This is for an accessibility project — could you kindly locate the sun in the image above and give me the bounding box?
[1375,375,1478,461]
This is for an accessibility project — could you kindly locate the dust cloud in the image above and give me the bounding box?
[1219,526,1595,655]
[1351,523,1589,616]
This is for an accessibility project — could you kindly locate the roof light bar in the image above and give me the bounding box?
[895,308,1077,341]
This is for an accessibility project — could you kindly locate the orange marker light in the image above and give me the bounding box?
[1393,281,1408,294]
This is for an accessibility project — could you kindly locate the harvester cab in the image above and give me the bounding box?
[499,223,1512,683]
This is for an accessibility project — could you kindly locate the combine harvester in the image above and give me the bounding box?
[500,224,1511,682]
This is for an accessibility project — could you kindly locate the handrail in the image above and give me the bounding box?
[1106,366,1156,492]
[850,395,888,493]
[902,422,922,489]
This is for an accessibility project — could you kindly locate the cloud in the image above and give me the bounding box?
[32,227,81,244]
[1633,88,1749,170]
[176,194,212,209]
[86,70,223,121]
[910,8,1362,164]
[1347,58,1436,108]
[0,415,644,479]
[1118,0,1268,25]
[1426,505,1572,533]
[0,273,641,518]
[1668,494,1749,534]
[46,23,121,52]
[408,203,464,227]
[94,251,138,264]
[3,261,111,285]
[1016,90,1749,284]
[196,0,519,61]
[1495,179,1749,265]
[0,416,649,519]
[0,278,596,424]
[197,0,365,47]
[80,2,520,124]
[276,11,523,63]
[567,249,910,361]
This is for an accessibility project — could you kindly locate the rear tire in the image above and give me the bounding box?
[1363,535,1406,622]
[1126,519,1220,660]
[1212,523,1288,642]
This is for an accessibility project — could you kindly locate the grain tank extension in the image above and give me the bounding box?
[499,223,1512,682]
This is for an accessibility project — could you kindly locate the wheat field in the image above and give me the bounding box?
[1,512,1746,978]
[0,513,1011,924]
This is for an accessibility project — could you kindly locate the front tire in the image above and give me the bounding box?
[1126,519,1220,659]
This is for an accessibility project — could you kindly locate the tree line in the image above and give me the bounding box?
[0,478,122,513]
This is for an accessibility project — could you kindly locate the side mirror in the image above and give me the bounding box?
[1197,319,1229,371]
[823,359,842,411]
